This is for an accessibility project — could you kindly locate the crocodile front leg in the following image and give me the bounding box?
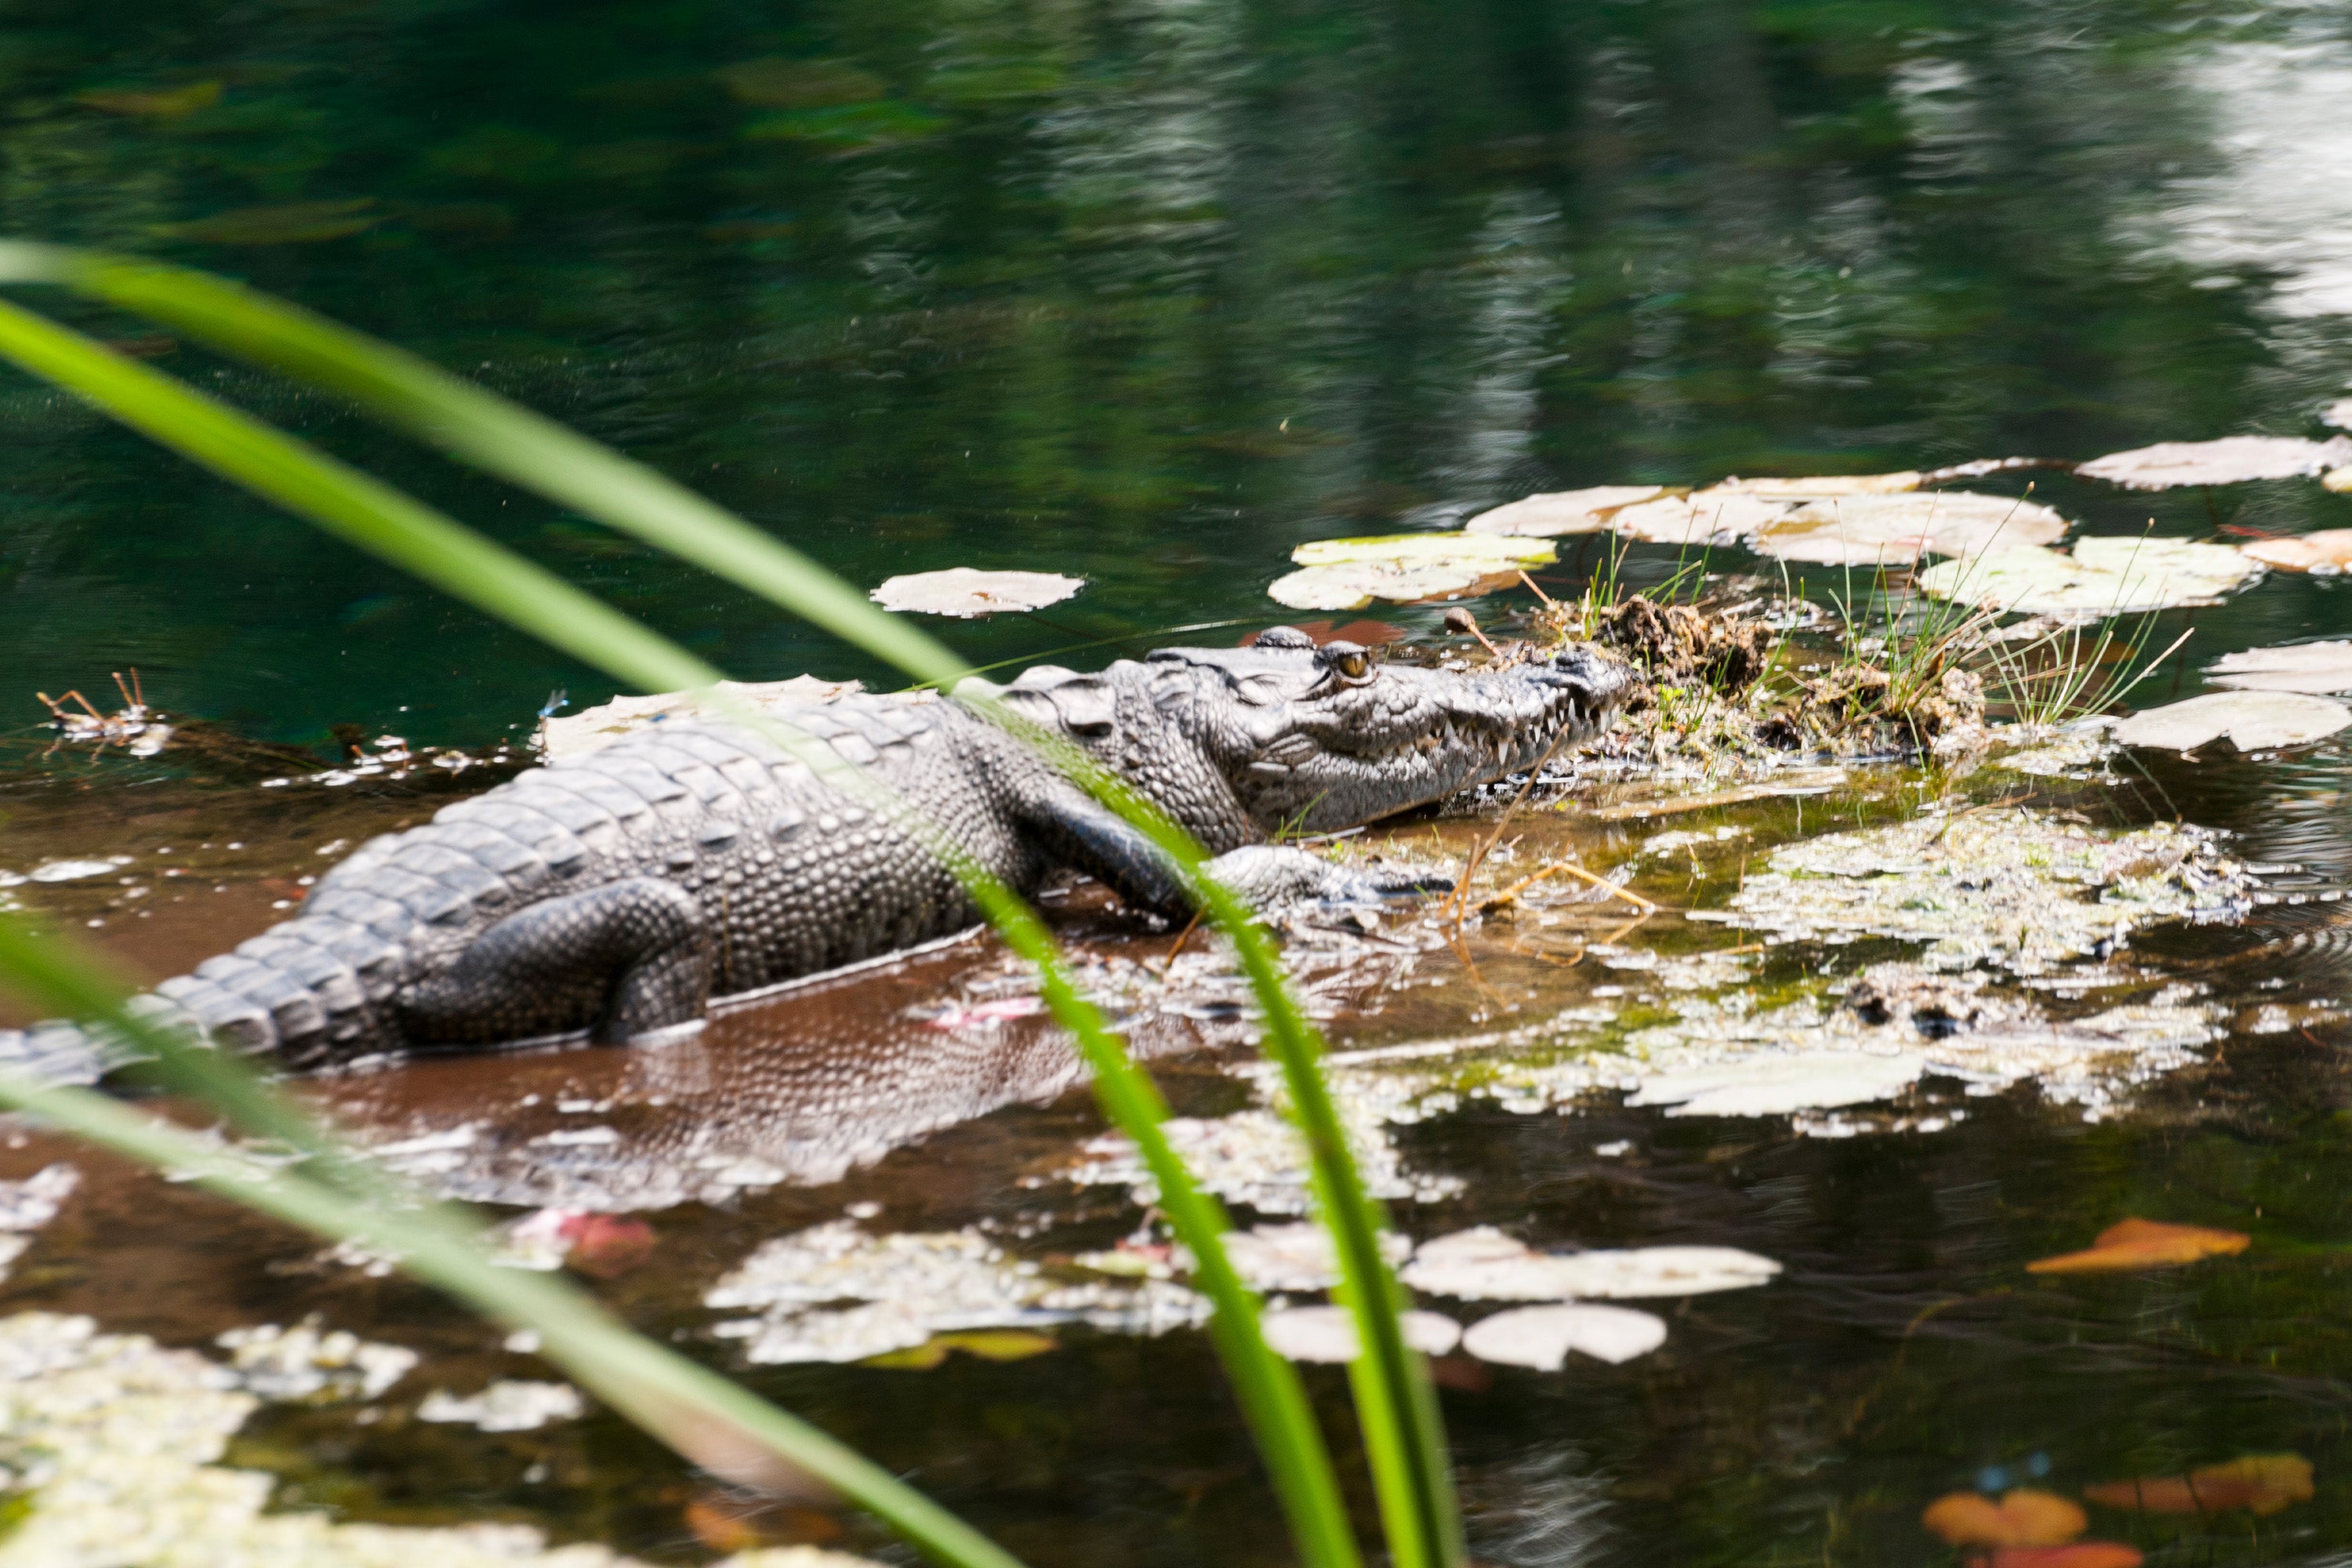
[1018,785,1447,921]
[400,877,712,1047]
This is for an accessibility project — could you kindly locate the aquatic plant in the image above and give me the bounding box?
[0,246,1464,1568]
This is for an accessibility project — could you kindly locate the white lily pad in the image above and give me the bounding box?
[1401,1229,1779,1300]
[1270,532,1555,611]
[1748,492,2070,566]
[1708,471,1922,495]
[2110,690,2352,752]
[1918,538,2261,615]
[2207,641,2352,695]
[1461,1304,1667,1369]
[871,568,1084,618]
[1626,1051,1927,1117]
[2326,397,2352,430]
[1214,1222,1409,1294]
[1606,492,1800,547]
[2076,434,2352,490]
[2240,528,2352,574]
[1465,486,1668,536]
[1258,1305,1461,1363]
[2328,467,2352,495]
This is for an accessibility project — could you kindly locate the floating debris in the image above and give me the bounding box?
[539,675,874,760]
[0,1312,641,1566]
[213,1316,419,1403]
[2025,1217,2250,1274]
[1709,811,2251,972]
[1258,1306,1462,1363]
[2082,1453,2313,1515]
[869,568,1084,619]
[2205,640,2352,695]
[704,1222,1207,1365]
[24,858,127,883]
[1465,486,1669,536]
[2075,435,2352,490]
[2238,528,2352,573]
[1460,1304,1667,1369]
[2111,690,2352,752]
[1919,538,2261,615]
[416,1379,587,1432]
[862,1328,1059,1370]
[1922,1490,2088,1548]
[1268,533,1555,611]
[1747,492,2070,566]
[1067,1105,1463,1215]
[1399,1229,1780,1300]
[1627,1051,1926,1117]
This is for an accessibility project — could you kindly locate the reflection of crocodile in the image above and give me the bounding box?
[3,634,1627,1081]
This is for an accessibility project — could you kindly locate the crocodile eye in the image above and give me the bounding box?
[1336,649,1369,678]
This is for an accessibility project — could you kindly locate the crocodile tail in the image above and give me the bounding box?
[0,1018,137,1087]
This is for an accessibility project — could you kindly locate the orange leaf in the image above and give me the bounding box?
[2027,1218,2250,1275]
[1922,1490,2087,1547]
[2083,1453,2313,1515]
[1986,1544,2143,1568]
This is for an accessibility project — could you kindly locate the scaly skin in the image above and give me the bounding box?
[0,635,1628,1082]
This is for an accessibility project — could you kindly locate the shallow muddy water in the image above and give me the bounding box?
[7,0,2352,1564]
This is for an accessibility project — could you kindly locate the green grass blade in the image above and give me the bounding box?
[0,292,1371,1568]
[0,921,1027,1568]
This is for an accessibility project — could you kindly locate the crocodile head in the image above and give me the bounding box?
[1145,630,1633,836]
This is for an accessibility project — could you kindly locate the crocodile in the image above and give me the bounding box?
[1,633,1629,1083]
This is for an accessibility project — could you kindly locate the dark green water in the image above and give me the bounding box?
[7,2,2352,1567]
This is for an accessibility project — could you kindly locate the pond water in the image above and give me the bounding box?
[5,0,2352,1564]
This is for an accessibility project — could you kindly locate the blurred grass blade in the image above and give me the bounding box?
[0,292,1370,1568]
[0,920,1027,1568]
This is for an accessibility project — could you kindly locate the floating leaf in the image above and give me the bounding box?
[77,81,222,117]
[2082,1453,2312,1515]
[1748,492,2070,566]
[1465,486,1668,536]
[2077,435,2352,490]
[871,568,1083,618]
[2026,1217,2251,1275]
[1606,491,1798,547]
[2207,641,2352,695]
[1215,1221,1409,1294]
[1626,1051,1926,1117]
[1401,1229,1780,1301]
[158,200,380,245]
[1259,1306,1461,1363]
[717,56,890,107]
[1710,471,1923,495]
[1269,532,1555,611]
[1922,1489,2087,1547]
[866,1328,1061,1369]
[2240,528,2352,573]
[2328,467,2352,495]
[2110,691,2352,753]
[1460,1304,1666,1369]
[1919,538,2261,615]
[1985,1544,2143,1568]
[2327,398,2352,430]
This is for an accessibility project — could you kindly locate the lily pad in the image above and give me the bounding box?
[1606,492,1799,547]
[1259,1306,1461,1363]
[1401,1229,1780,1299]
[2327,398,2352,430]
[1460,1303,1667,1369]
[2239,528,2352,573]
[2207,641,2352,694]
[2325,467,2352,495]
[1270,532,1554,611]
[158,200,380,245]
[1918,538,2261,615]
[1709,471,1922,495]
[2076,435,2352,490]
[1465,486,1668,536]
[2110,690,2352,751]
[1626,1051,1927,1117]
[2026,1217,2249,1274]
[1748,492,2071,566]
[872,568,1083,618]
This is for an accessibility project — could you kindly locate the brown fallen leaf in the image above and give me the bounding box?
[2027,1218,2250,1274]
[1986,1545,2143,1568]
[2243,528,2352,572]
[2082,1453,2312,1515]
[1922,1489,2087,1547]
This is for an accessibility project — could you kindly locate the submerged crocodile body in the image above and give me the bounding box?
[2,633,1628,1082]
